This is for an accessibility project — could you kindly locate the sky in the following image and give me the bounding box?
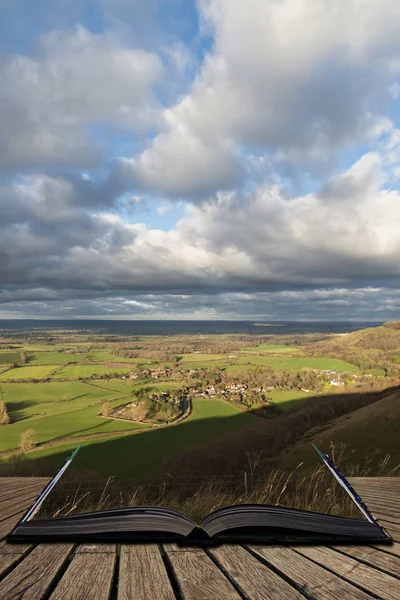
[1,0,400,321]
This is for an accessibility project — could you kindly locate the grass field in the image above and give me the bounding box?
[26,399,259,479]
[230,356,358,371]
[0,351,21,364]
[0,365,58,381]
[266,390,315,410]
[52,364,132,380]
[177,353,228,363]
[241,344,299,353]
[0,402,148,453]
[27,351,85,365]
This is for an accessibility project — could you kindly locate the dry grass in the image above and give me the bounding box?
[33,443,399,523]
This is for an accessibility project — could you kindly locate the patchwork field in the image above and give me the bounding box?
[0,381,148,452]
[0,365,58,381]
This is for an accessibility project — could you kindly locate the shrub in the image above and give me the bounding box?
[99,402,112,417]
[19,429,37,453]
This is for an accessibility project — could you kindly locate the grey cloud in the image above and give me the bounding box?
[1,153,400,310]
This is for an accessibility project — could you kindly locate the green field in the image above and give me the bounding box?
[27,351,85,365]
[266,390,315,410]
[52,364,132,380]
[0,380,149,452]
[26,399,259,479]
[229,356,358,371]
[177,353,228,363]
[241,344,299,353]
[0,351,21,364]
[0,365,58,381]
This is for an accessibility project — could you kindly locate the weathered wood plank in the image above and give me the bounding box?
[0,541,33,579]
[50,552,116,600]
[0,511,26,541]
[372,542,400,558]
[0,491,40,515]
[360,500,400,519]
[0,482,46,498]
[165,546,241,599]
[0,479,49,496]
[379,520,400,542]
[250,545,373,600]
[332,545,400,578]
[297,546,400,600]
[0,544,73,600]
[0,541,32,555]
[0,495,41,523]
[76,544,116,554]
[210,545,301,599]
[118,545,175,600]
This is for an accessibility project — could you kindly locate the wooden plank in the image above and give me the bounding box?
[250,545,373,600]
[50,552,116,600]
[165,546,241,599]
[0,491,40,514]
[332,545,400,578]
[349,477,400,487]
[0,482,48,504]
[0,511,26,541]
[372,542,400,558]
[209,545,301,599]
[0,479,49,495]
[118,545,175,600]
[0,544,73,599]
[0,495,41,523]
[297,546,400,600]
[76,544,116,554]
[379,520,400,542]
[0,541,33,579]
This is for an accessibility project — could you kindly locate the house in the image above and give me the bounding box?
[129,372,139,379]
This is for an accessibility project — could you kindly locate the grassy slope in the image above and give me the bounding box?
[278,389,400,470]
[26,399,259,479]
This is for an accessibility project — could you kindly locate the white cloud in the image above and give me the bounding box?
[0,26,163,170]
[118,0,400,198]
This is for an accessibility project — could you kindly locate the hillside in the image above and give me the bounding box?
[305,321,400,374]
[278,388,400,472]
[163,385,400,482]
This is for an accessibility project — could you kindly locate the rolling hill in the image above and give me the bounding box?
[278,388,400,471]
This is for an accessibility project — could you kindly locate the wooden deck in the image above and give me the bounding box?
[0,477,399,599]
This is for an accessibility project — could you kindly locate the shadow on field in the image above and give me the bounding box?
[5,384,398,484]
[8,400,37,423]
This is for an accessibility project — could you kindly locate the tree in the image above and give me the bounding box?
[0,400,11,425]
[20,429,37,453]
[100,402,112,417]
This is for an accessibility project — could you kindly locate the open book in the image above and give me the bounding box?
[8,445,392,545]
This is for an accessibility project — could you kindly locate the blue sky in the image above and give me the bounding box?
[1,0,400,320]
